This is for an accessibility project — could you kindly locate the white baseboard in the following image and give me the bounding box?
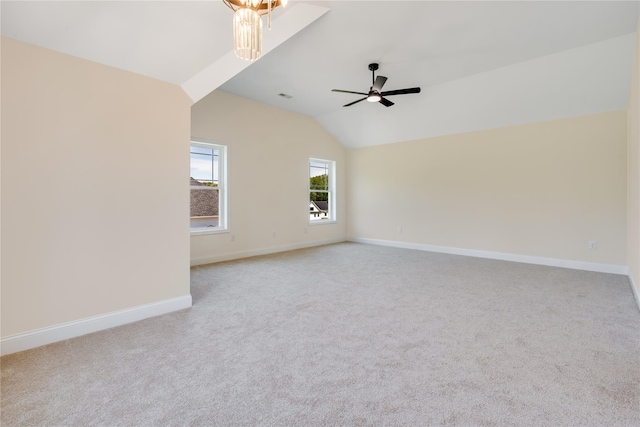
[629,274,640,313]
[190,238,346,266]
[0,295,192,356]
[348,237,629,275]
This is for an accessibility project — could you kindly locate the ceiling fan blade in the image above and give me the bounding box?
[381,87,421,97]
[379,97,394,107]
[372,76,388,92]
[332,89,368,96]
[343,97,367,107]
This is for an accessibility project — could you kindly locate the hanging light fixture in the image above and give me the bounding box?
[223,0,288,61]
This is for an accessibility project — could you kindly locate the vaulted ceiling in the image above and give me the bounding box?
[2,1,638,148]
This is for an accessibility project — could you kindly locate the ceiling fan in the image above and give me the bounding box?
[332,63,421,108]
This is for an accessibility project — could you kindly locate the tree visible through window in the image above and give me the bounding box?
[190,142,227,232]
[309,159,335,222]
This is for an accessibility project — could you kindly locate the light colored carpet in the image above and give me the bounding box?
[2,242,639,426]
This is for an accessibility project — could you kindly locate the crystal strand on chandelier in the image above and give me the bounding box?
[233,8,262,61]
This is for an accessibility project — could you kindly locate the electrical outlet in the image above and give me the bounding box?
[397,226,402,233]
[231,235,235,241]
[304,228,308,234]
[272,231,276,237]
[588,240,597,250]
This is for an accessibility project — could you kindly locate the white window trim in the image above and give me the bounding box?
[309,158,337,226]
[190,140,229,235]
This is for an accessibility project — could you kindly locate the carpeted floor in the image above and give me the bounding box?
[2,242,639,426]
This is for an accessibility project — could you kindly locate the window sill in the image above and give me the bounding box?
[190,228,229,236]
[308,220,337,226]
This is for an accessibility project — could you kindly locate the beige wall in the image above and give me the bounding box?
[628,26,640,299]
[190,91,346,264]
[1,38,192,337]
[347,111,628,266]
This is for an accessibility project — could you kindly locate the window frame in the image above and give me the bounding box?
[190,140,228,235]
[308,158,336,225]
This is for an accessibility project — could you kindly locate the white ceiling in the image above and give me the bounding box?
[1,1,235,85]
[2,1,639,148]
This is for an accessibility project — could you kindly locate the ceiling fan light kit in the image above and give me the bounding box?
[223,0,287,61]
[332,63,421,108]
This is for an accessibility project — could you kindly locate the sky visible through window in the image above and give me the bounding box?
[191,146,219,185]
[310,161,328,181]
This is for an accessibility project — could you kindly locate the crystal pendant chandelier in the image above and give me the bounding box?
[223,0,288,61]
[234,8,262,61]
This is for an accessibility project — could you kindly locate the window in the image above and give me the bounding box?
[190,141,227,233]
[309,158,336,223]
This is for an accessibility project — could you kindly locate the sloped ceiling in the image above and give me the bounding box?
[2,1,638,148]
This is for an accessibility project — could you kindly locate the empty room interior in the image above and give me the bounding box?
[2,1,640,425]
